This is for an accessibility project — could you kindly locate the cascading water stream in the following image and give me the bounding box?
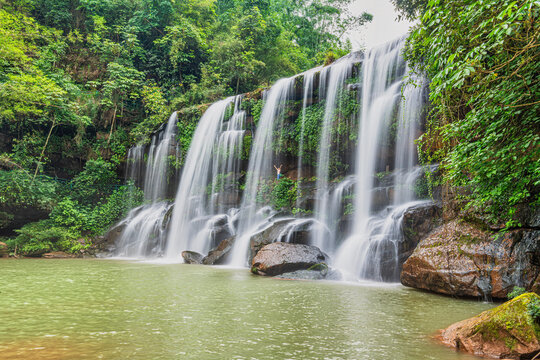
[165,97,235,259]
[115,112,179,257]
[210,95,246,214]
[335,38,427,281]
[312,55,359,253]
[296,67,321,208]
[228,78,296,266]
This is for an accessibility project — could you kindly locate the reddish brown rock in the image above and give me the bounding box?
[251,242,328,276]
[43,251,75,258]
[0,241,8,257]
[401,220,540,298]
[440,293,540,359]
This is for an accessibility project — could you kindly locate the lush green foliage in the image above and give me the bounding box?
[0,0,367,253]
[407,0,540,225]
[508,286,527,300]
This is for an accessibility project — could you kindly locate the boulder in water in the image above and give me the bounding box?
[401,220,540,298]
[182,251,204,264]
[249,218,314,263]
[399,202,442,265]
[251,242,329,276]
[440,293,540,359]
[202,236,235,265]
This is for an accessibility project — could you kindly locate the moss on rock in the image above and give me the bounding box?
[441,293,540,359]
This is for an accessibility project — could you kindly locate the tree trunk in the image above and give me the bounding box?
[107,104,118,145]
[32,115,56,183]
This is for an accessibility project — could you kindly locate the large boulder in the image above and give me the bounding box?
[249,218,317,263]
[202,236,235,265]
[251,242,329,276]
[401,220,540,298]
[182,251,204,264]
[440,293,540,359]
[399,201,443,265]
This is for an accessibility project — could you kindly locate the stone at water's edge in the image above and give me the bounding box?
[0,241,8,257]
[182,251,204,264]
[251,242,328,276]
[399,202,443,266]
[401,220,540,298]
[249,219,312,264]
[440,293,540,359]
[43,251,75,259]
[202,236,235,265]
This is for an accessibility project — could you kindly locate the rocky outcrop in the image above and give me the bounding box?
[182,251,204,264]
[401,219,540,298]
[399,201,443,266]
[96,223,126,252]
[202,236,235,265]
[251,242,329,276]
[440,293,540,359]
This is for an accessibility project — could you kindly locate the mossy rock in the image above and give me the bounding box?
[441,293,540,359]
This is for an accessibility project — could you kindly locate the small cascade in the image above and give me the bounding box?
[210,95,246,214]
[115,112,179,257]
[165,97,235,258]
[296,67,321,208]
[335,38,427,281]
[312,55,359,253]
[228,77,296,266]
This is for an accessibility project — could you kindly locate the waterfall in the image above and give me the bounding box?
[113,37,428,282]
[296,67,321,208]
[335,38,427,281]
[228,77,296,266]
[210,95,246,214]
[312,55,359,253]
[115,112,179,258]
[165,97,235,259]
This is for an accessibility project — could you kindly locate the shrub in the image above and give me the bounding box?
[508,286,526,300]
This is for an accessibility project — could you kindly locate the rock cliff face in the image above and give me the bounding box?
[440,293,540,359]
[401,219,540,299]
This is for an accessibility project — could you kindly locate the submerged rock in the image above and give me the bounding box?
[401,220,540,298]
[251,242,329,276]
[202,236,235,265]
[182,251,204,264]
[440,293,540,359]
[274,267,342,281]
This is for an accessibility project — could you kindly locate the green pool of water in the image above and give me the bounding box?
[0,259,493,359]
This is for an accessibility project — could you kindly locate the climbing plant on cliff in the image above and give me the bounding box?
[405,0,540,225]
